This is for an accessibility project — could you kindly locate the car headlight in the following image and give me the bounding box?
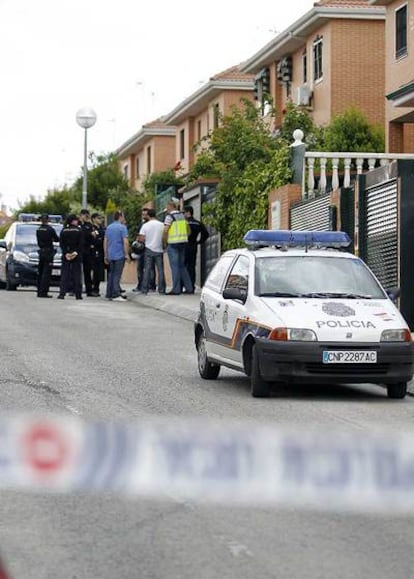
[268,327,317,341]
[380,329,412,342]
[12,250,30,264]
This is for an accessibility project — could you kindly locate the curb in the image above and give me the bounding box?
[126,291,199,323]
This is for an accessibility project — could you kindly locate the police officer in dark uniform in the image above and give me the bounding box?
[79,209,95,296]
[90,212,105,296]
[36,213,59,298]
[183,205,210,291]
[58,214,83,300]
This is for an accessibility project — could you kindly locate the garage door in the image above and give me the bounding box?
[290,193,330,231]
[359,179,398,289]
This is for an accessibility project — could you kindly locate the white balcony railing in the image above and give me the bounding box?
[303,151,414,197]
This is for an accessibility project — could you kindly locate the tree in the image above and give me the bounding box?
[279,101,324,149]
[189,99,291,250]
[323,107,385,153]
[15,151,129,220]
[142,169,184,198]
[72,152,129,210]
[0,223,10,238]
[14,185,76,218]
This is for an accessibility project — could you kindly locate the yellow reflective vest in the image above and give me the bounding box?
[167,211,188,244]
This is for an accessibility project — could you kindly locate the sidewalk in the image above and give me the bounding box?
[123,284,199,322]
[122,284,414,397]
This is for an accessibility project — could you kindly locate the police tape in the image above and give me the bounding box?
[1,414,414,512]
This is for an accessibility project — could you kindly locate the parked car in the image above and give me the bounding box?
[194,230,414,399]
[0,214,63,291]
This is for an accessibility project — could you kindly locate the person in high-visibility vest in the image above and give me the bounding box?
[163,199,193,295]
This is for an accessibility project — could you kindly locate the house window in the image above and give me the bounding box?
[146,146,151,174]
[313,36,323,81]
[197,120,201,141]
[136,157,140,179]
[213,103,220,129]
[179,129,185,160]
[123,164,129,180]
[396,4,408,59]
[302,48,307,83]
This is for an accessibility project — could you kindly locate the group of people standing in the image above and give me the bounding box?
[133,200,209,296]
[36,200,209,301]
[36,210,105,299]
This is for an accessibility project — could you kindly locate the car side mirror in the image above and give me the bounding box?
[223,287,247,303]
[386,287,400,303]
[0,240,6,251]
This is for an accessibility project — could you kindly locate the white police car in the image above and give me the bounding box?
[194,230,414,399]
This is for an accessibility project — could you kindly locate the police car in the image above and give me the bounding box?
[194,230,414,399]
[0,213,63,290]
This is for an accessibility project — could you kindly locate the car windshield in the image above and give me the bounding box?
[255,255,386,299]
[15,223,62,246]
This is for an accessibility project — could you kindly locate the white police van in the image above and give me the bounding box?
[194,230,414,399]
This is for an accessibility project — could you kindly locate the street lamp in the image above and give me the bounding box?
[76,107,97,209]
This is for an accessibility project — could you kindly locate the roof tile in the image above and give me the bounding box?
[142,117,170,129]
[210,64,254,82]
[314,0,380,6]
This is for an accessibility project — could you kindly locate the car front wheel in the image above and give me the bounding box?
[251,344,270,398]
[387,382,407,399]
[5,270,17,291]
[197,330,220,379]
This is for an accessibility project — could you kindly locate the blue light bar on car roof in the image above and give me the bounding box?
[18,213,38,222]
[243,230,351,248]
[18,213,63,223]
[47,215,63,224]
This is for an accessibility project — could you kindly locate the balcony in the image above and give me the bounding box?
[303,152,414,197]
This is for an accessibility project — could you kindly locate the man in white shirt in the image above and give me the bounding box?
[138,208,166,294]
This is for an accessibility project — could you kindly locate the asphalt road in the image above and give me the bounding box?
[0,288,414,579]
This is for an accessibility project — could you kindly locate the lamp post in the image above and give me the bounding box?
[76,107,97,209]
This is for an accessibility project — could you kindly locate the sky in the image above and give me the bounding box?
[0,0,315,212]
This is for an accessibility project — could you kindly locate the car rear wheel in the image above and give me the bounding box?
[251,344,270,398]
[387,382,407,399]
[5,270,17,291]
[197,330,220,379]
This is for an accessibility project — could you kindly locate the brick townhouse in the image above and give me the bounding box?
[371,0,414,152]
[162,65,254,174]
[241,0,386,132]
[116,119,176,191]
[116,65,254,192]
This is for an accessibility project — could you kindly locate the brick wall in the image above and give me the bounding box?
[330,19,385,128]
[389,122,404,153]
[403,124,414,153]
[268,185,302,229]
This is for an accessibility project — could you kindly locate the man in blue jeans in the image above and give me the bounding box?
[162,200,193,295]
[138,208,166,294]
[104,210,130,302]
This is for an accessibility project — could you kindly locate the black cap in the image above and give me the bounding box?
[40,213,49,220]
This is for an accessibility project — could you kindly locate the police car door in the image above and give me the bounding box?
[219,255,250,365]
[201,254,236,360]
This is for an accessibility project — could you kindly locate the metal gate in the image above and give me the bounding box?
[290,193,331,230]
[358,179,398,289]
